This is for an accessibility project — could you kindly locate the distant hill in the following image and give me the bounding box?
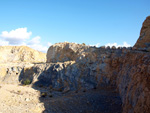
[0,46,46,63]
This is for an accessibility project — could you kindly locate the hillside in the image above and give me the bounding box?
[0,46,46,63]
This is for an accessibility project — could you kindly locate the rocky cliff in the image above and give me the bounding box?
[0,16,150,113]
[117,52,150,113]
[134,16,150,49]
[46,16,150,112]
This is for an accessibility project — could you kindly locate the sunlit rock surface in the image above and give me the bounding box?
[0,46,46,63]
[134,16,150,49]
[0,16,150,113]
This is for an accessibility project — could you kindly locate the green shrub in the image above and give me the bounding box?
[23,79,31,85]
[41,92,47,97]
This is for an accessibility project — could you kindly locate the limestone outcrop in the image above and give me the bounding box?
[0,46,46,63]
[134,16,150,49]
[46,42,91,63]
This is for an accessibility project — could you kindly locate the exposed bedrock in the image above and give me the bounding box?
[1,47,149,112]
[46,42,91,63]
[0,16,150,113]
[117,52,150,113]
[134,16,150,49]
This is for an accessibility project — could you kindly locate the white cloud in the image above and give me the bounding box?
[0,28,52,53]
[26,36,53,52]
[122,42,131,47]
[0,28,32,44]
[47,42,52,47]
[0,40,9,46]
[28,36,40,45]
[105,42,131,48]
[28,44,48,53]
[90,43,101,47]
[27,36,51,53]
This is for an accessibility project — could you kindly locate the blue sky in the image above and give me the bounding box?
[0,0,150,52]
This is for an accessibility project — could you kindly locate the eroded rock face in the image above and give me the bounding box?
[0,17,150,113]
[46,42,91,63]
[0,47,122,90]
[0,46,46,63]
[45,36,150,112]
[134,16,150,48]
[117,52,150,113]
[1,48,150,113]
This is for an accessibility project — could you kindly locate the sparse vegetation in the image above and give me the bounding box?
[41,92,47,97]
[23,79,31,85]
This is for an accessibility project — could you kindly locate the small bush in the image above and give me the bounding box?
[23,79,31,85]
[41,92,47,97]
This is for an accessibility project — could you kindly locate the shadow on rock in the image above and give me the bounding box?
[18,62,122,113]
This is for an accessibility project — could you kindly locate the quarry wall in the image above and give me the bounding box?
[0,16,150,113]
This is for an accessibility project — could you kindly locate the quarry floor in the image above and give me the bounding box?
[0,84,122,113]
